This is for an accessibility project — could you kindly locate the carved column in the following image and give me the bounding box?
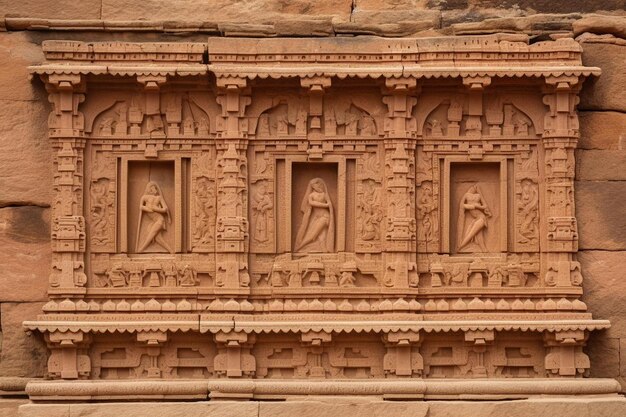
[45,331,91,379]
[541,76,582,289]
[381,78,418,289]
[43,74,88,296]
[301,76,331,160]
[383,330,423,377]
[543,330,590,377]
[213,331,256,378]
[215,77,252,290]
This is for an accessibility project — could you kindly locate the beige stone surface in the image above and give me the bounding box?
[576,182,626,250]
[579,40,626,112]
[100,0,352,23]
[580,251,626,338]
[20,402,257,417]
[576,150,626,180]
[0,399,29,417]
[0,302,46,378]
[0,207,50,302]
[18,404,69,417]
[578,111,626,150]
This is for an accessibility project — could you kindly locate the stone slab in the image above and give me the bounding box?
[575,181,626,250]
[587,336,620,378]
[0,302,46,378]
[0,0,101,20]
[0,99,52,207]
[580,251,626,338]
[576,150,626,180]
[100,0,353,23]
[0,32,46,102]
[0,207,50,302]
[17,398,626,417]
[578,111,626,150]
[0,399,29,417]
[579,40,626,112]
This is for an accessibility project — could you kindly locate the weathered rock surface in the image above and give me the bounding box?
[100,0,353,23]
[575,181,626,251]
[0,0,101,20]
[578,111,626,150]
[573,15,626,38]
[580,251,626,338]
[0,207,50,302]
[576,150,626,180]
[0,399,28,417]
[0,302,46,378]
[579,38,626,112]
[586,336,620,378]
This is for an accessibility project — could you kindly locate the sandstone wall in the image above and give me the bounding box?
[0,2,625,411]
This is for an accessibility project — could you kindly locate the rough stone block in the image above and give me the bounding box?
[579,40,626,112]
[578,111,626,150]
[0,302,46,378]
[586,336,620,378]
[0,99,53,207]
[69,402,257,417]
[575,182,626,250]
[0,207,50,302]
[576,150,626,180]
[260,400,429,417]
[0,32,46,102]
[0,399,29,417]
[0,0,101,20]
[18,404,69,417]
[580,251,626,338]
[101,0,352,23]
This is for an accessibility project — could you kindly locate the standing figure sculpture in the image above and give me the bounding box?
[294,178,335,252]
[457,184,492,252]
[252,182,273,243]
[136,181,173,253]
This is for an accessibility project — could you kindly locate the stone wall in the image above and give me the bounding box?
[0,1,625,411]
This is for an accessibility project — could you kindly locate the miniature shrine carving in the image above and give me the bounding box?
[23,36,611,398]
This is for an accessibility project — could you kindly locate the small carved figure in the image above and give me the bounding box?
[417,182,437,243]
[99,118,115,136]
[183,117,195,135]
[294,178,335,253]
[358,180,383,241]
[105,264,128,288]
[252,182,273,243]
[163,263,178,287]
[518,179,539,244]
[570,262,583,286]
[193,177,215,245]
[90,179,112,243]
[197,117,210,135]
[513,112,530,136]
[257,113,271,136]
[427,119,443,136]
[345,111,359,135]
[457,184,492,253]
[295,107,308,135]
[136,181,173,253]
[360,116,376,136]
[179,265,197,287]
[545,266,558,286]
[339,271,356,287]
[276,111,289,135]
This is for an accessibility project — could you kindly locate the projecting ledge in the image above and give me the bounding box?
[24,378,622,402]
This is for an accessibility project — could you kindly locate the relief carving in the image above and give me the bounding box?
[136,181,173,254]
[27,39,606,393]
[294,178,335,253]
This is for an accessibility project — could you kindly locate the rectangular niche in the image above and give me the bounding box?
[443,159,508,254]
[290,162,342,253]
[122,160,181,254]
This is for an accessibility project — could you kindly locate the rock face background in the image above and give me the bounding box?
[0,0,625,403]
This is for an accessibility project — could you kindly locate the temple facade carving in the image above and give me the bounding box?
[24,35,610,398]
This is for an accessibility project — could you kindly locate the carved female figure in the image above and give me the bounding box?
[136,181,173,253]
[518,179,538,243]
[252,182,273,243]
[294,178,335,253]
[457,184,492,252]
